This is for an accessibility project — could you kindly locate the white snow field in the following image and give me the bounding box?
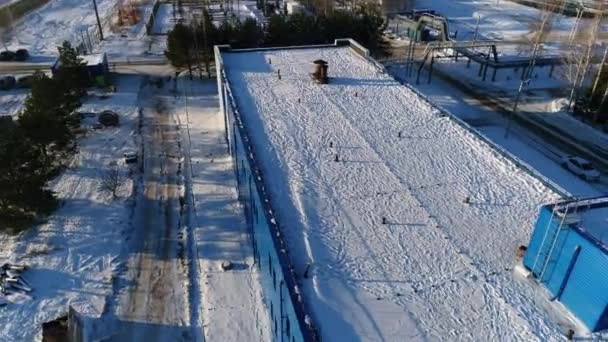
[0,74,142,341]
[415,0,599,46]
[220,44,572,341]
[2,0,119,55]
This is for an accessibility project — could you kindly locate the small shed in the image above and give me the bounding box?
[523,196,608,332]
[51,53,109,80]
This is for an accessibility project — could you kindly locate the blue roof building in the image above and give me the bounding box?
[524,196,608,332]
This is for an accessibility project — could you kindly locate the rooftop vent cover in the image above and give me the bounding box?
[312,59,329,84]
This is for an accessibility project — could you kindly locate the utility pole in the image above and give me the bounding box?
[92,0,104,41]
[201,9,211,78]
[473,15,480,42]
[506,4,552,139]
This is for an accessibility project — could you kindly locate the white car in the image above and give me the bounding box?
[561,156,600,181]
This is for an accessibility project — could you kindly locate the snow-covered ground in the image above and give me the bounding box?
[0,73,142,341]
[523,99,608,156]
[1,0,160,59]
[432,57,567,92]
[176,77,270,341]
[415,0,593,46]
[103,77,192,341]
[221,45,578,341]
[150,3,175,35]
[0,88,28,118]
[2,0,118,55]
[387,61,607,199]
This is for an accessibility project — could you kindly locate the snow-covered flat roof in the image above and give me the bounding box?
[221,44,565,340]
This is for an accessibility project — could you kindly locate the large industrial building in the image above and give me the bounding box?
[214,39,586,341]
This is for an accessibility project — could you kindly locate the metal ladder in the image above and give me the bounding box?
[531,204,559,276]
[538,203,574,282]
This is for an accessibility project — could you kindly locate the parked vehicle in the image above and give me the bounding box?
[0,51,15,61]
[14,49,29,61]
[0,49,29,62]
[123,151,137,164]
[98,110,119,127]
[561,156,601,181]
[0,76,16,90]
[15,75,34,88]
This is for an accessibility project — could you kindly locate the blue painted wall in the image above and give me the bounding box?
[218,62,318,342]
[524,205,608,332]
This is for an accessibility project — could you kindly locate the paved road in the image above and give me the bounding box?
[0,56,167,73]
[387,60,608,197]
[109,85,191,341]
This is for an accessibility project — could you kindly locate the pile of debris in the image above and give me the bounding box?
[0,263,32,303]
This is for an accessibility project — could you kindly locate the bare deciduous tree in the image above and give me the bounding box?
[510,0,560,111]
[98,164,125,199]
[562,3,605,109]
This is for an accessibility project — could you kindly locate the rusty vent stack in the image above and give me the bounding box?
[312,59,329,84]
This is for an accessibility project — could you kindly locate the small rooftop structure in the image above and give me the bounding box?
[524,196,608,333]
[311,59,328,84]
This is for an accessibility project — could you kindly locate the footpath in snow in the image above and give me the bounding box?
[175,77,270,341]
[222,45,571,341]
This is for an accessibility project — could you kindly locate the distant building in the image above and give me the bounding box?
[379,0,414,14]
[524,197,608,332]
[51,53,109,81]
[285,1,304,15]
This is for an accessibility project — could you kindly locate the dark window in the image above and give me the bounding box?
[273,269,276,290]
[274,317,278,336]
[286,318,290,337]
[270,302,273,320]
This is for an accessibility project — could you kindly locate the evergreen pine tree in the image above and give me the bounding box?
[166,23,196,78]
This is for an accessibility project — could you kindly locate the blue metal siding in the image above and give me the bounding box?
[598,305,608,332]
[542,229,575,295]
[524,206,563,281]
[524,205,608,332]
[559,232,608,332]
